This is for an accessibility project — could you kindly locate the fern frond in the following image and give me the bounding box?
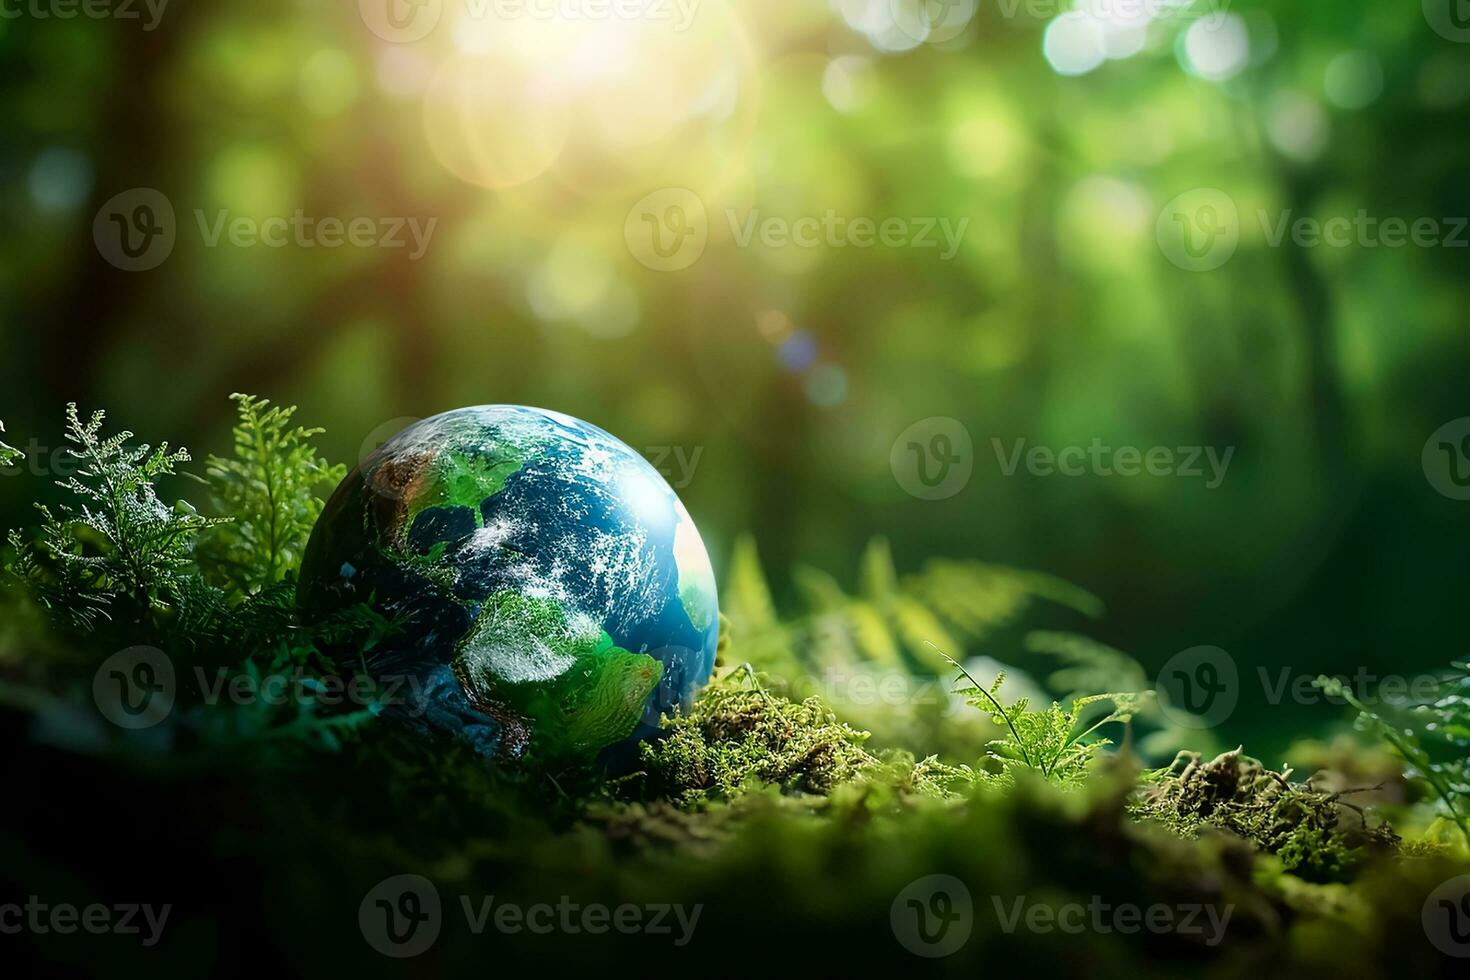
[933,640,1142,788]
[5,403,226,628]
[198,393,346,596]
[1315,670,1470,848]
[0,421,20,468]
[741,537,1097,679]
[719,534,803,678]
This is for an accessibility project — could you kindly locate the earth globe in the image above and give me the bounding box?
[298,406,720,764]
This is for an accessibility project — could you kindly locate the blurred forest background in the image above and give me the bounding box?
[2,0,1468,754]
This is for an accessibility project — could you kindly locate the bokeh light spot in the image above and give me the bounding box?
[1044,13,1106,77]
[805,364,849,407]
[300,49,360,117]
[28,148,92,213]
[1324,51,1384,110]
[1181,15,1250,82]
[1266,89,1329,162]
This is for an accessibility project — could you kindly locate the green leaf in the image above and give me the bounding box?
[1313,670,1470,848]
[197,393,347,596]
[5,403,228,629]
[0,421,20,469]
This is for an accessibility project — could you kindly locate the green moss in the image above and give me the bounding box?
[9,395,1470,979]
[1132,748,1400,883]
[635,667,883,805]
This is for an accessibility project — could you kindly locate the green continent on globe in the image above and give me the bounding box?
[298,405,720,764]
[453,591,664,758]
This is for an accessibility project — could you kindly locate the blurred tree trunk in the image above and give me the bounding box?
[1279,168,1351,487]
[38,15,198,400]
